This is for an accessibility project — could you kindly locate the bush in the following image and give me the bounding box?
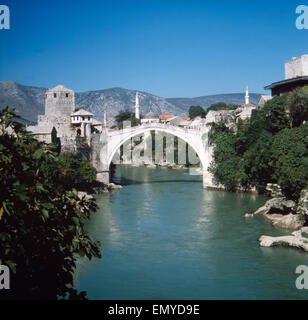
[270,124,308,200]
[0,108,101,299]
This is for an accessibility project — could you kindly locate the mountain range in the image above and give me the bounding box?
[0,81,262,123]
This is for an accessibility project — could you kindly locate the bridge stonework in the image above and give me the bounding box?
[90,123,214,188]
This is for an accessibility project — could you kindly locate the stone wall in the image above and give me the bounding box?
[285,55,308,79]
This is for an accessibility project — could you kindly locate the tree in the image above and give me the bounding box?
[270,124,308,200]
[208,123,246,191]
[287,87,308,127]
[208,91,308,200]
[56,153,97,191]
[0,108,101,299]
[189,106,206,119]
[206,102,239,114]
[115,110,141,129]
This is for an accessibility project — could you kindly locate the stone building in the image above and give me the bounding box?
[265,55,308,96]
[71,109,93,138]
[27,85,76,151]
[258,95,272,108]
[27,85,97,152]
[141,112,160,124]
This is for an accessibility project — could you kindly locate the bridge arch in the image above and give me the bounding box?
[108,126,208,168]
[94,123,213,188]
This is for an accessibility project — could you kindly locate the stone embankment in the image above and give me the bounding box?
[245,185,308,251]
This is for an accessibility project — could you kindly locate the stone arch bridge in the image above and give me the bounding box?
[90,123,213,188]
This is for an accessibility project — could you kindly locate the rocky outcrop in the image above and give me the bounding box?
[263,212,305,230]
[265,183,283,198]
[258,227,308,251]
[252,187,308,252]
[244,188,305,230]
[92,182,122,194]
[297,188,308,217]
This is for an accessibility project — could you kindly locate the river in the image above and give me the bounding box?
[74,165,308,299]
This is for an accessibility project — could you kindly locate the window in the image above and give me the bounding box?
[82,117,85,121]
[88,116,90,121]
[54,93,57,98]
[66,93,69,98]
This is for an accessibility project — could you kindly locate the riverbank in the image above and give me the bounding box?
[245,186,308,251]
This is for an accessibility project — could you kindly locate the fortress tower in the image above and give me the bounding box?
[29,85,77,152]
[45,85,75,117]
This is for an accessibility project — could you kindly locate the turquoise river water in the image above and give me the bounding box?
[74,165,308,299]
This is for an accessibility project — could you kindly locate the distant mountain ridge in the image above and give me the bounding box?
[167,93,261,111]
[0,81,262,123]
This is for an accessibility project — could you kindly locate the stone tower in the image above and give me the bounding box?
[45,85,75,117]
[33,85,77,152]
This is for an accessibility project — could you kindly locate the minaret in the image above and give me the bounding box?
[104,110,107,127]
[135,91,140,119]
[245,86,250,105]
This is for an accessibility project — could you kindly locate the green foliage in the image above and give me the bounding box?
[270,124,308,200]
[287,87,308,127]
[207,102,239,113]
[254,95,290,134]
[209,91,308,199]
[189,106,206,119]
[56,153,97,191]
[115,110,141,129]
[0,108,101,299]
[209,130,245,191]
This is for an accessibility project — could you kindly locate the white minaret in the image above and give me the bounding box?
[135,91,140,119]
[245,86,250,105]
[104,110,107,127]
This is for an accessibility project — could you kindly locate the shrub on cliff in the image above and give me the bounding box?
[270,124,308,200]
[0,108,101,299]
[209,92,308,199]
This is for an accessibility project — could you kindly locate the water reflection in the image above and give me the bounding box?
[75,165,308,300]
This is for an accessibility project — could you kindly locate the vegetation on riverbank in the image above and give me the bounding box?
[0,108,101,299]
[208,88,308,201]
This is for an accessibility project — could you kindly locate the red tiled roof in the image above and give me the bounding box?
[159,113,174,120]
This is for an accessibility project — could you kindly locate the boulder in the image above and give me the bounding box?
[245,197,296,216]
[244,197,301,229]
[107,183,123,190]
[258,227,308,251]
[297,188,308,217]
[145,163,156,168]
[266,183,283,198]
[263,213,305,230]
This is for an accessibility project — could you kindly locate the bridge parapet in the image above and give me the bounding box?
[107,123,208,137]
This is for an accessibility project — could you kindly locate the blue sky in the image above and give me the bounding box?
[1,0,308,97]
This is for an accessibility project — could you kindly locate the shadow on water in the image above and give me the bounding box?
[114,176,202,186]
